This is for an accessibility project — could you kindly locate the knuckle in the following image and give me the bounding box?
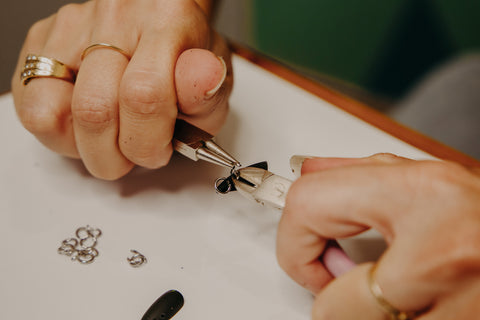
[25,19,48,42]
[72,94,116,129]
[54,3,84,28]
[454,227,480,267]
[18,105,61,136]
[166,0,199,19]
[434,229,480,279]
[159,0,209,36]
[120,74,176,118]
[121,142,172,169]
[312,297,333,319]
[413,161,471,192]
[94,0,127,21]
[285,178,315,222]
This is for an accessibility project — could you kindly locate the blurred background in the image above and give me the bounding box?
[1,0,478,158]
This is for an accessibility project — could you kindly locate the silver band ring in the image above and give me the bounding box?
[21,54,76,85]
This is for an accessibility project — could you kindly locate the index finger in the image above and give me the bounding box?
[277,162,419,293]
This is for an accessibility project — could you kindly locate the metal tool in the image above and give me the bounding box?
[232,165,291,210]
[230,164,355,277]
[173,119,240,169]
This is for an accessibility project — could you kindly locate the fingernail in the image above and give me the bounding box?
[205,56,227,99]
[289,155,313,177]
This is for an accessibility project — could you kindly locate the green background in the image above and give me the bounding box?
[252,0,480,99]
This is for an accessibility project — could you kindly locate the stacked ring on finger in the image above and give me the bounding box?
[21,54,76,85]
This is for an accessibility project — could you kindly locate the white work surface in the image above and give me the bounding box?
[0,55,435,320]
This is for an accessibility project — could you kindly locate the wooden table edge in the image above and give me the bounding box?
[231,43,480,168]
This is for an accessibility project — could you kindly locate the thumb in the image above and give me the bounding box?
[174,48,231,134]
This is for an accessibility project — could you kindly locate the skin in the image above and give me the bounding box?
[12,2,480,318]
[278,154,480,319]
[11,0,232,180]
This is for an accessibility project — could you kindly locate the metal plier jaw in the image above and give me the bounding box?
[232,166,292,210]
[172,119,241,168]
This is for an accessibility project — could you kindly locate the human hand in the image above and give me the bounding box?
[11,0,232,180]
[278,154,480,319]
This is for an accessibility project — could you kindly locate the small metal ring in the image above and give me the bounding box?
[81,43,131,60]
[127,250,147,268]
[214,177,232,194]
[76,248,99,264]
[230,167,239,178]
[76,225,102,240]
[62,238,78,247]
[21,54,76,85]
[87,228,102,238]
[57,244,76,256]
[75,226,90,240]
[80,236,97,249]
[82,247,99,257]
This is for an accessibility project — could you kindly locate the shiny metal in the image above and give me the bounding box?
[59,225,102,265]
[57,243,76,256]
[214,177,233,194]
[369,264,418,320]
[62,238,78,247]
[77,247,99,264]
[127,249,147,268]
[75,226,90,240]
[80,236,97,248]
[173,119,240,168]
[231,167,355,279]
[232,167,292,210]
[81,43,131,60]
[75,225,102,240]
[21,54,76,85]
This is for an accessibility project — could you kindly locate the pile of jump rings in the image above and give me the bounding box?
[57,225,102,264]
[57,225,148,267]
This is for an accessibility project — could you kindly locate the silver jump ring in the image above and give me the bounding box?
[75,226,90,240]
[76,225,102,240]
[58,244,76,256]
[59,225,102,265]
[214,177,232,194]
[77,247,99,264]
[62,238,78,247]
[88,228,102,238]
[127,250,147,268]
[80,236,97,248]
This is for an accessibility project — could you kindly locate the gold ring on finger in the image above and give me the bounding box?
[368,264,421,320]
[20,54,76,85]
[81,43,131,60]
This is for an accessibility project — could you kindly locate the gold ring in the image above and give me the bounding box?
[21,54,76,85]
[81,43,131,60]
[368,264,418,320]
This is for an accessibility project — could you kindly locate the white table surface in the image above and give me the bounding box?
[0,55,435,320]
